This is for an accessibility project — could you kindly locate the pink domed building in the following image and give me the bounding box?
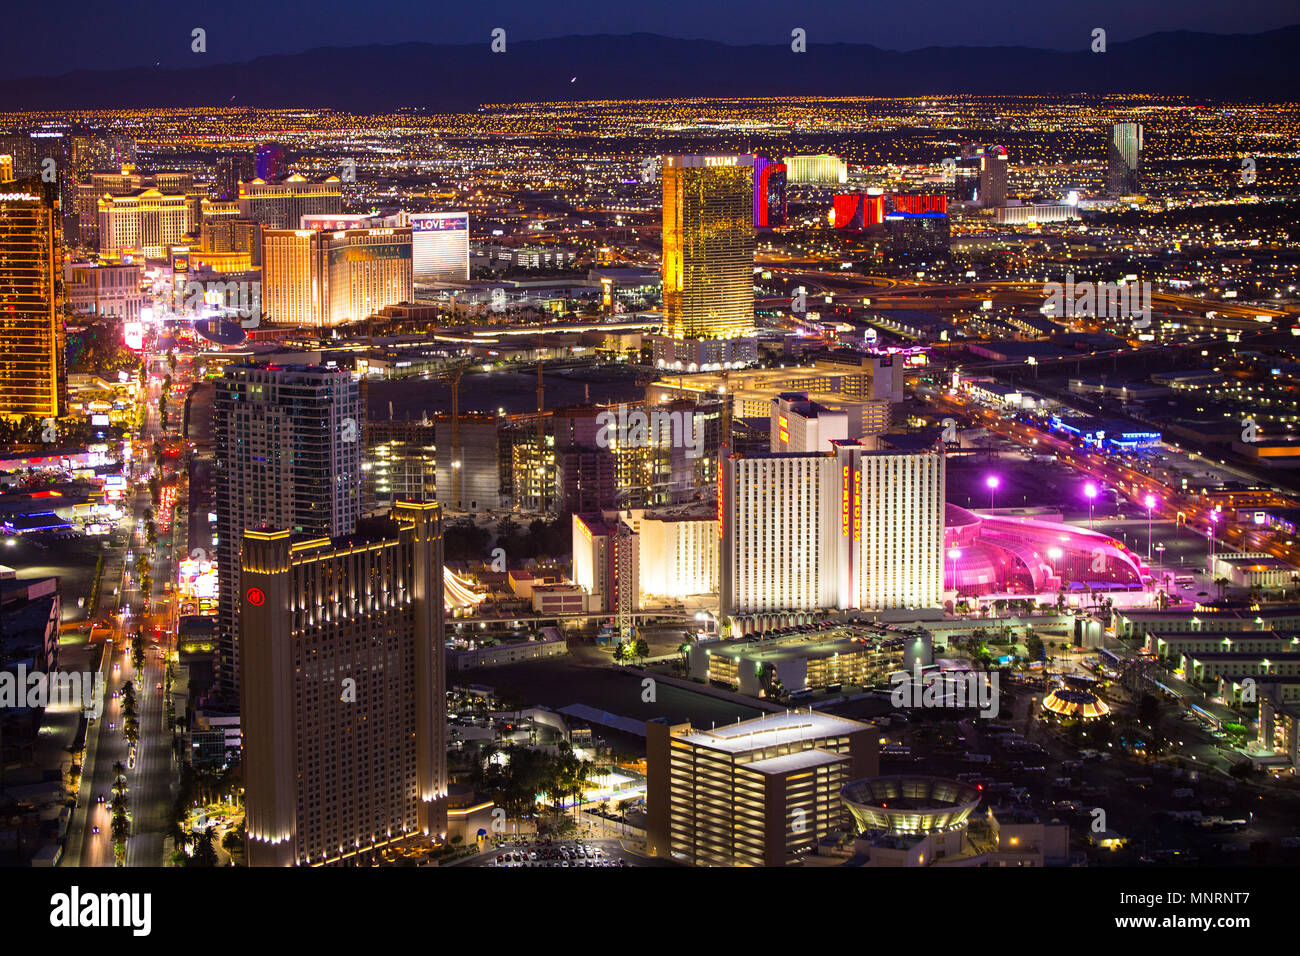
[943,503,1147,597]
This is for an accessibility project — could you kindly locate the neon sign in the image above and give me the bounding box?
[841,465,850,537]
[854,470,862,542]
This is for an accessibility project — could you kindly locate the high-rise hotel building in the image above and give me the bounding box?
[238,174,342,229]
[646,711,876,866]
[0,177,65,419]
[661,154,755,340]
[720,443,944,616]
[80,168,193,249]
[213,364,362,698]
[783,154,848,185]
[262,224,413,328]
[97,186,193,258]
[955,144,1008,208]
[1106,122,1143,196]
[240,501,448,866]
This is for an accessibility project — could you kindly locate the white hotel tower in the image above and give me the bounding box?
[720,443,944,616]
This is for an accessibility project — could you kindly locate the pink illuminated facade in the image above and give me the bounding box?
[943,504,1147,596]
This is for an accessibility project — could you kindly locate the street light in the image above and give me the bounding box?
[947,547,962,601]
[1084,483,1098,530]
[1208,510,1219,567]
[986,475,1001,511]
[1144,494,1157,562]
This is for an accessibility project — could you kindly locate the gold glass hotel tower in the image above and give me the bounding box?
[0,177,65,419]
[661,155,755,340]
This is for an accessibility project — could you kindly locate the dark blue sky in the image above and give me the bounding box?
[6,0,1296,81]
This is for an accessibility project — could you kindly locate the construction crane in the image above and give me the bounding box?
[445,358,470,511]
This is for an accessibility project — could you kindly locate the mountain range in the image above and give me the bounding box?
[3,28,1298,111]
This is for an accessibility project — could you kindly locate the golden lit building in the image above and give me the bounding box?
[97,187,193,258]
[261,226,413,328]
[0,155,13,182]
[238,174,342,229]
[0,177,65,419]
[77,167,193,247]
[240,502,448,867]
[199,206,261,265]
[646,711,876,866]
[661,155,755,340]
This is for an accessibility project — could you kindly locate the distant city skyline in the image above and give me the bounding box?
[1,2,1297,81]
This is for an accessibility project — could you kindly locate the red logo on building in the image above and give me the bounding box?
[246,587,266,606]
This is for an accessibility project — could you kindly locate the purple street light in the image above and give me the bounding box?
[986,475,1001,510]
[1144,494,1157,562]
[948,547,962,599]
[1084,482,1098,530]
[1209,509,1219,564]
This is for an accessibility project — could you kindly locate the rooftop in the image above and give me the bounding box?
[677,710,867,755]
[746,749,846,775]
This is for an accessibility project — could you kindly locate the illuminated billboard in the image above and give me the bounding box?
[408,212,469,281]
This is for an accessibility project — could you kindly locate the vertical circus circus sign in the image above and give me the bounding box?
[717,464,724,538]
[854,469,862,542]
[841,465,850,537]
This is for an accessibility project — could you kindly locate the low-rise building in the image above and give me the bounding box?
[647,711,877,867]
[448,628,568,670]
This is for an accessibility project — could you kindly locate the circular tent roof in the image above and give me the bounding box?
[840,775,982,835]
[1041,687,1111,720]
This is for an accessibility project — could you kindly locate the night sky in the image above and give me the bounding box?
[4,0,1297,81]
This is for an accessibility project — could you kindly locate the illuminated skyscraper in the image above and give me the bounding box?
[215,152,256,201]
[0,155,13,182]
[240,501,447,866]
[97,186,193,257]
[1107,122,1143,196]
[79,168,194,250]
[262,225,413,328]
[0,177,65,419]
[238,175,342,230]
[836,445,944,611]
[213,364,362,699]
[661,154,755,340]
[25,131,77,238]
[954,144,1008,208]
[70,133,136,181]
[255,142,286,181]
[720,444,944,617]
